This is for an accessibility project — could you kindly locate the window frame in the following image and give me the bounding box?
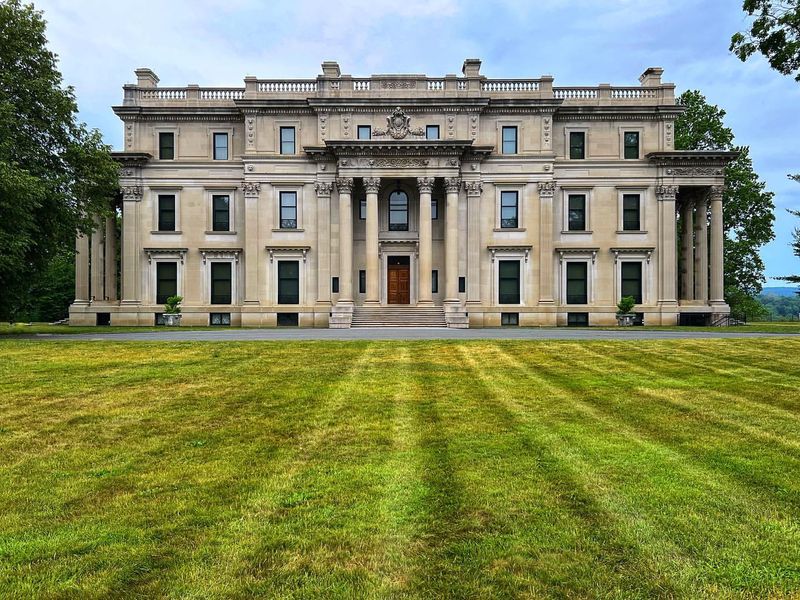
[277,260,300,304]
[158,130,175,160]
[557,251,596,306]
[211,194,231,232]
[359,270,366,294]
[359,197,367,220]
[568,130,586,160]
[567,193,587,232]
[565,261,589,305]
[620,261,643,304]
[501,125,518,155]
[279,126,296,155]
[157,194,177,232]
[431,269,439,294]
[426,125,440,140]
[212,131,229,161]
[619,128,643,160]
[431,199,439,220]
[388,189,409,232]
[279,191,298,230]
[154,260,179,305]
[209,261,233,305]
[617,189,646,232]
[490,247,530,306]
[499,190,519,229]
[498,260,521,305]
[357,125,371,140]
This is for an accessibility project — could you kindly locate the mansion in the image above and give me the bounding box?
[69,59,734,328]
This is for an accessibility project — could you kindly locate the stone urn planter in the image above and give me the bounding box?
[162,295,183,327]
[616,313,635,327]
[163,313,182,327]
[616,296,636,327]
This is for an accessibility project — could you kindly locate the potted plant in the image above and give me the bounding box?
[162,295,183,326]
[616,295,636,326]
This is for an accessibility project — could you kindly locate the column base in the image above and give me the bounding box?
[444,300,468,329]
[120,299,141,306]
[417,299,434,306]
[330,301,354,329]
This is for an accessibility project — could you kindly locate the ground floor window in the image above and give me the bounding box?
[432,270,439,294]
[156,261,178,304]
[278,260,300,304]
[566,262,588,304]
[210,262,232,304]
[567,312,589,326]
[621,261,643,303]
[498,260,520,304]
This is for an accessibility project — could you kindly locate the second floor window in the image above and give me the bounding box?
[389,190,408,231]
[566,262,588,304]
[213,133,228,160]
[624,131,640,159]
[569,131,585,159]
[622,194,641,230]
[280,191,297,229]
[158,195,175,231]
[426,125,440,140]
[212,195,230,231]
[500,191,518,228]
[159,132,174,160]
[280,127,295,154]
[568,194,586,231]
[357,125,371,140]
[502,126,517,154]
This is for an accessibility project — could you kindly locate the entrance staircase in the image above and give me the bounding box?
[351,305,448,328]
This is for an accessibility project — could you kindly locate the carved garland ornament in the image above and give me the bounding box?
[242,182,261,197]
[314,181,333,196]
[372,107,424,139]
[665,167,723,176]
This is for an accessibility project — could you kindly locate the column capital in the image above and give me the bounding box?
[417,177,435,193]
[538,181,555,198]
[314,181,333,196]
[336,177,354,194]
[707,185,724,203]
[656,185,678,201]
[444,177,461,193]
[242,181,261,198]
[464,180,483,196]
[121,185,143,201]
[364,177,381,193]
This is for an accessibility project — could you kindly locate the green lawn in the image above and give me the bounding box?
[1,339,799,598]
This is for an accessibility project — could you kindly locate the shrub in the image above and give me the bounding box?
[164,295,183,314]
[616,296,636,314]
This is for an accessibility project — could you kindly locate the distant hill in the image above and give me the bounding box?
[761,287,800,297]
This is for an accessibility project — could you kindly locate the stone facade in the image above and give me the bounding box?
[69,60,735,328]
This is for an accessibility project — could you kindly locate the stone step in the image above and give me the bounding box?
[352,306,447,328]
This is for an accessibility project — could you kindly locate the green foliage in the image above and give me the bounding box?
[0,0,118,321]
[616,295,636,314]
[759,291,800,317]
[730,0,800,81]
[725,285,770,319]
[675,90,775,301]
[777,206,800,285]
[164,295,183,314]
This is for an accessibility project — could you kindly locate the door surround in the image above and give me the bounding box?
[379,242,418,305]
[387,256,411,304]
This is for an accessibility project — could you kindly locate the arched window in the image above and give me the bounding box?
[388,190,409,231]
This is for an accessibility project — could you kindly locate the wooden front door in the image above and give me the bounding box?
[387,262,410,304]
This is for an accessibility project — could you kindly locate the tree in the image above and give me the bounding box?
[730,0,800,81]
[0,0,118,321]
[675,91,776,311]
[777,199,800,287]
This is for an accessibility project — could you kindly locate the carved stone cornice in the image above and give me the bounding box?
[242,182,261,197]
[464,180,483,196]
[538,181,556,198]
[416,177,435,193]
[655,185,678,201]
[707,186,724,202]
[336,177,354,194]
[121,185,143,201]
[364,177,381,193]
[314,181,333,196]
[444,177,461,193]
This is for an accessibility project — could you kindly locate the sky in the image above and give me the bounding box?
[33,0,800,286]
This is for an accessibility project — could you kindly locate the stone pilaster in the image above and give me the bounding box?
[538,181,556,304]
[243,182,261,304]
[694,195,709,303]
[444,177,461,303]
[417,177,434,305]
[120,185,142,304]
[314,181,333,304]
[364,177,381,305]
[709,186,726,306]
[656,185,678,305]
[464,180,483,304]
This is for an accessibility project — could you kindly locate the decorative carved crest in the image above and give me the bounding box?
[464,181,483,196]
[314,181,333,196]
[242,182,261,197]
[336,177,354,193]
[538,181,556,197]
[372,107,424,139]
[444,177,461,193]
[417,177,434,193]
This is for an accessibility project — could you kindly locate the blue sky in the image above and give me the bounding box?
[35,0,800,286]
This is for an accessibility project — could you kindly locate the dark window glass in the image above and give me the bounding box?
[280,191,297,229]
[158,195,176,231]
[568,194,586,231]
[389,190,409,231]
[431,199,438,220]
[624,131,639,159]
[621,262,643,304]
[280,127,295,154]
[567,312,589,326]
[500,191,518,228]
[210,262,232,304]
[277,260,299,304]
[426,125,440,140]
[212,195,230,231]
[331,277,339,293]
[431,270,439,294]
[502,126,517,154]
[359,198,366,220]
[569,131,585,159]
[210,312,231,326]
[498,261,520,304]
[277,312,298,326]
[359,270,366,294]
[622,194,640,230]
[357,125,371,140]
[501,312,519,326]
[459,277,466,293]
[159,132,174,160]
[566,262,588,304]
[213,132,228,160]
[156,261,177,304]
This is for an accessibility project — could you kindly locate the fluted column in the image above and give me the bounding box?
[243,182,261,304]
[538,181,556,303]
[444,177,461,302]
[364,177,381,304]
[465,180,483,303]
[74,233,90,304]
[104,214,117,301]
[120,185,142,304]
[315,181,333,304]
[680,198,694,301]
[656,185,678,304]
[417,177,434,305]
[694,195,709,303]
[90,216,104,301]
[709,186,725,304]
[336,178,354,303]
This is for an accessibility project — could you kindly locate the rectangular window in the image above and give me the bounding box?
[566,262,588,304]
[213,132,228,160]
[210,262,232,304]
[500,191,518,228]
[277,260,299,304]
[501,312,519,326]
[158,195,176,231]
[498,261,520,304]
[568,194,586,231]
[622,194,641,231]
[624,131,639,159]
[389,192,408,231]
[212,194,230,232]
[331,277,339,293]
[156,261,177,304]
[567,312,589,326]
[359,270,366,294]
[459,277,466,293]
[569,131,585,159]
[280,126,295,155]
[210,312,231,326]
[280,191,297,229]
[277,312,298,327]
[359,198,367,220]
[426,125,440,140]
[357,125,371,140]
[502,126,517,154]
[158,132,174,160]
[621,262,643,304]
[431,270,439,294]
[431,199,438,220]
